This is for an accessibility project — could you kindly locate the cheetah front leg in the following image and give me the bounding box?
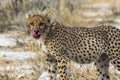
[57,56,68,80]
[95,53,110,80]
[46,54,58,80]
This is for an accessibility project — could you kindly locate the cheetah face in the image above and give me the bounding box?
[27,15,50,39]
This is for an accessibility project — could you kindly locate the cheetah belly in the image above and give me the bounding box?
[65,49,100,64]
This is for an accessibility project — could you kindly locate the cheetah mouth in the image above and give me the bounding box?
[33,34,41,39]
[32,31,41,39]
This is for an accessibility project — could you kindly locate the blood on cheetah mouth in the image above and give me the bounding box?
[32,31,41,39]
[33,34,40,39]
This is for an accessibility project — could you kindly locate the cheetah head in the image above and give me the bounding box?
[27,14,50,39]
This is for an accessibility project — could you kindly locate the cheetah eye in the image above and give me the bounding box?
[39,23,45,26]
[30,22,34,26]
[39,23,45,29]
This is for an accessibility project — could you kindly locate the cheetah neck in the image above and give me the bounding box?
[38,24,51,53]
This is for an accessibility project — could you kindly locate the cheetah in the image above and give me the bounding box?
[27,14,120,80]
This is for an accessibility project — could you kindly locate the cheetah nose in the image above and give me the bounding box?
[32,30,40,36]
[35,30,39,34]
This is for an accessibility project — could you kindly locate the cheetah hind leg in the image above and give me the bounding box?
[95,53,110,80]
[111,58,120,73]
[46,54,58,80]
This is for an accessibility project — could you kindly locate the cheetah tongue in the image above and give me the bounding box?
[32,31,37,36]
[31,31,40,39]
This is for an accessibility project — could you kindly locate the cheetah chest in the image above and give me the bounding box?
[39,39,48,54]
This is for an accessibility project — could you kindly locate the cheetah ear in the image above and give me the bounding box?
[26,14,31,19]
[48,17,51,23]
[45,14,51,23]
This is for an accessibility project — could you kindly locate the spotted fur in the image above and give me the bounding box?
[27,14,120,80]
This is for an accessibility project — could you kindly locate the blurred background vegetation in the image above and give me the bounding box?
[0,0,120,32]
